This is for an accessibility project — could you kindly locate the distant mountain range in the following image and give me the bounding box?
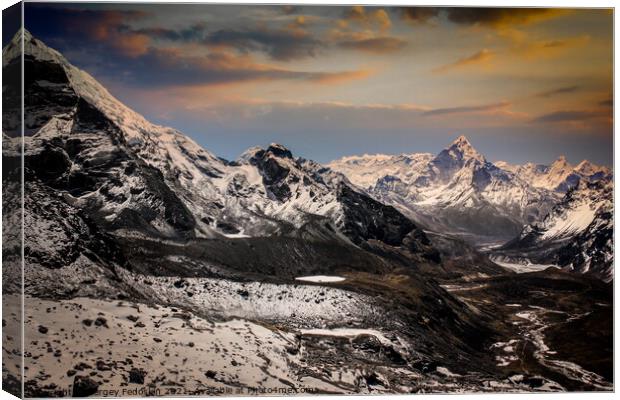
[329,135,612,253]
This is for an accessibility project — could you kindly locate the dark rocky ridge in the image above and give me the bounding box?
[497,180,613,282]
[242,143,435,253]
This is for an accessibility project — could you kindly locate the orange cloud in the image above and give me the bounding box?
[423,101,512,116]
[309,69,375,84]
[400,7,567,30]
[343,6,392,32]
[113,33,151,57]
[338,37,407,54]
[80,10,147,40]
[330,10,405,54]
[515,35,590,59]
[446,8,568,30]
[63,9,151,57]
[117,44,373,89]
[433,49,495,74]
[285,15,319,34]
[400,7,440,24]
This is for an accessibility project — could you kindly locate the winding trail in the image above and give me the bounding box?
[515,307,612,391]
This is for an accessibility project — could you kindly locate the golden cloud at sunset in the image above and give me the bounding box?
[433,49,495,74]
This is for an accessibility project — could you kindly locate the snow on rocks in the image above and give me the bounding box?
[116,269,378,328]
[6,295,302,396]
[299,328,401,349]
[490,339,520,367]
[435,367,462,378]
[330,134,611,246]
[490,256,558,274]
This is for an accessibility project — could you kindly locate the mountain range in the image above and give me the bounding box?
[6,31,439,253]
[1,28,612,296]
[329,135,611,244]
[1,30,614,395]
[328,135,613,283]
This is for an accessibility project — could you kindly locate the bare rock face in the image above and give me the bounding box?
[128,368,146,384]
[72,375,100,397]
[337,184,416,246]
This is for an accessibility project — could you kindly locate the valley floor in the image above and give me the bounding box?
[3,273,612,397]
[442,272,613,392]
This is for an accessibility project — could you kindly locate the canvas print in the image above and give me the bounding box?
[1,2,614,397]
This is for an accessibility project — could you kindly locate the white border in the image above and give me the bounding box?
[0,1,616,400]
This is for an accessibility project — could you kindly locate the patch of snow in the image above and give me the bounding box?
[435,367,461,378]
[541,202,597,240]
[299,328,395,347]
[491,256,558,273]
[440,283,489,292]
[116,270,371,328]
[6,295,301,395]
[222,232,251,239]
[295,275,346,283]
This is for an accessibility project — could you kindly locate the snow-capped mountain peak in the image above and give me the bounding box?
[8,28,225,179]
[4,29,59,67]
[536,155,613,193]
[238,143,294,164]
[21,31,225,165]
[575,160,594,173]
[329,135,557,241]
[550,155,570,170]
[265,143,294,159]
[330,135,611,244]
[9,31,435,252]
[326,152,434,191]
[444,135,485,163]
[427,135,487,183]
[574,160,610,177]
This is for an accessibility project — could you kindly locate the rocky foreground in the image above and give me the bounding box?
[0,295,574,397]
[3,264,613,396]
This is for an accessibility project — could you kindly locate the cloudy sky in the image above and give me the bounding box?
[22,3,613,165]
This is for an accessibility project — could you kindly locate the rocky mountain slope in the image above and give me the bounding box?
[498,180,613,282]
[4,30,436,255]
